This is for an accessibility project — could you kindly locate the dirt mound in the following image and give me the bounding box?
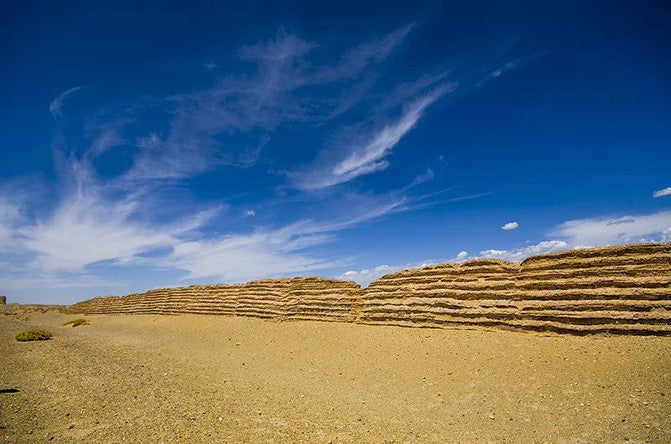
[68,243,671,335]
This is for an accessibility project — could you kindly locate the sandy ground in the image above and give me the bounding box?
[0,309,669,443]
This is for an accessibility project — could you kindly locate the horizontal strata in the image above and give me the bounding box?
[67,243,671,335]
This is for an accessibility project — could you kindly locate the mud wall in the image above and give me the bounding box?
[68,277,362,323]
[361,243,671,334]
[68,243,671,335]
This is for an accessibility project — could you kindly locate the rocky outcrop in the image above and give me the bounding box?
[0,295,6,305]
[68,243,671,335]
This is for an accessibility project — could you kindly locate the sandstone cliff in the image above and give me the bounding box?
[68,243,671,335]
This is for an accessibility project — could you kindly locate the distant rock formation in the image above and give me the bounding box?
[68,243,671,335]
[0,295,6,305]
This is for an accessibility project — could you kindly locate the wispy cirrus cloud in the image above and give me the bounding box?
[125,26,416,181]
[49,86,83,117]
[291,57,522,192]
[293,84,455,190]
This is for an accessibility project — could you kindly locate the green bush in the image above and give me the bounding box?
[62,318,90,327]
[15,328,52,342]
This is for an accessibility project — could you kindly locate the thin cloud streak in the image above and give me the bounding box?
[296,84,455,190]
[49,86,83,117]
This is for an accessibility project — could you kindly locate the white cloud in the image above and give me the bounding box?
[332,87,450,179]
[653,187,671,198]
[345,210,671,282]
[297,84,454,190]
[23,193,202,272]
[153,195,416,283]
[338,249,470,287]
[246,209,256,217]
[478,240,569,262]
[479,210,671,262]
[405,169,435,190]
[314,24,415,83]
[1,144,420,290]
[551,211,671,246]
[338,262,434,287]
[501,221,519,230]
[164,225,340,282]
[49,86,83,117]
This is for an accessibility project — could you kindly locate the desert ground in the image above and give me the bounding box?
[1,308,669,443]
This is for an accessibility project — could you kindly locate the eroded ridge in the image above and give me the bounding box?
[68,243,671,334]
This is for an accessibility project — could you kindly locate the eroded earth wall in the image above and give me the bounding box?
[68,243,671,334]
[68,277,362,323]
[361,243,671,334]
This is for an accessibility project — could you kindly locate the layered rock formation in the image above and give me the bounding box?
[68,243,671,335]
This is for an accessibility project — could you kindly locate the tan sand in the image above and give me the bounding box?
[1,309,669,443]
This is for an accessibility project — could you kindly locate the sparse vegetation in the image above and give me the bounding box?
[15,328,52,342]
[62,318,90,327]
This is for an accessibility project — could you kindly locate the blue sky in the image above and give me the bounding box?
[1,1,670,304]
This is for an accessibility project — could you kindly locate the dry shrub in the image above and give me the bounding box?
[62,318,90,327]
[15,328,52,342]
